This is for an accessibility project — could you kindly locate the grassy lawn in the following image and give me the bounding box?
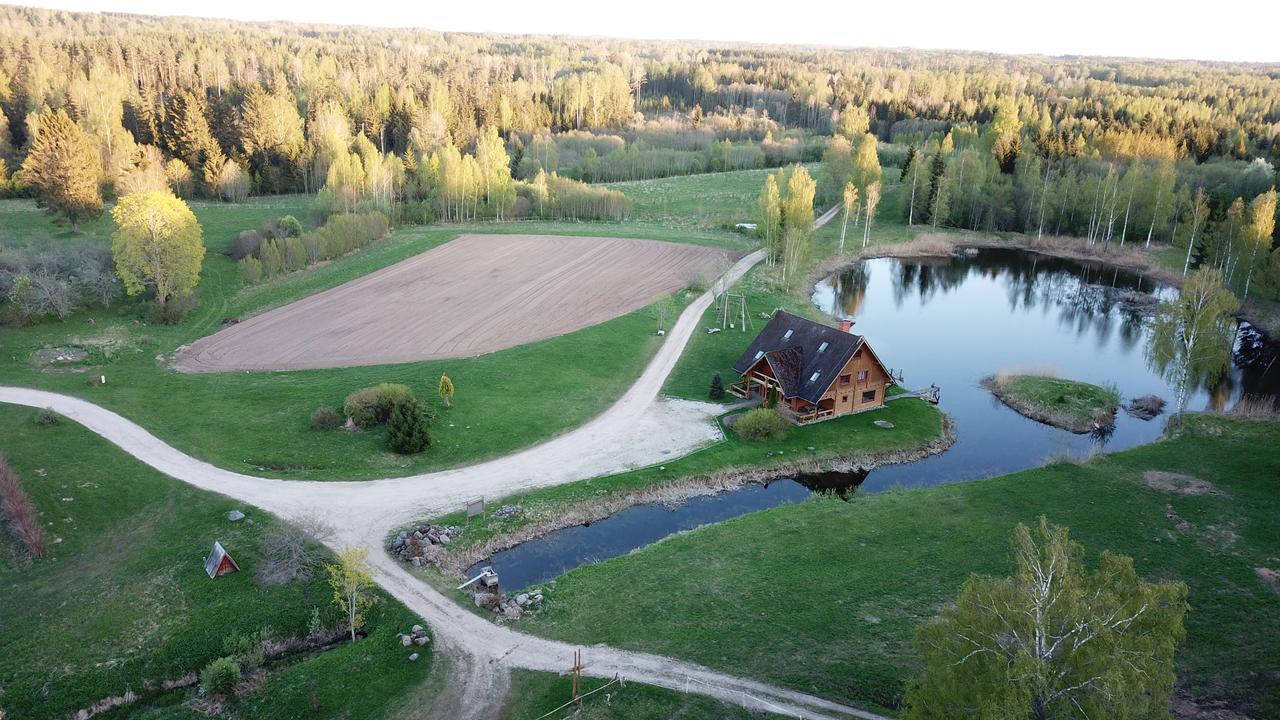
[509,415,1280,717]
[0,185,761,480]
[500,670,778,720]
[0,405,434,719]
[983,373,1121,433]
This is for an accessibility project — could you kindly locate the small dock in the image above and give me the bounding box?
[888,384,941,404]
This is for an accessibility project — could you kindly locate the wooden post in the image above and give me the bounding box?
[570,649,583,705]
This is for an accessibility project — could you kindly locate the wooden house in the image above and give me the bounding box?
[729,310,893,424]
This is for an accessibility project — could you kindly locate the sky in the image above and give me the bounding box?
[16,0,1280,63]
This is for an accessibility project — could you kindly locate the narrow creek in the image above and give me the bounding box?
[468,248,1279,591]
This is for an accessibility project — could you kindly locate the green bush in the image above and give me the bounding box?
[733,407,787,442]
[310,406,341,430]
[278,214,303,237]
[33,407,60,426]
[239,256,263,284]
[146,292,197,325]
[231,229,262,260]
[342,383,416,429]
[387,396,431,454]
[200,656,241,696]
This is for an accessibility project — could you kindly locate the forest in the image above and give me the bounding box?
[1,3,1279,313]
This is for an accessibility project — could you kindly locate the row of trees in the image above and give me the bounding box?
[755,165,817,284]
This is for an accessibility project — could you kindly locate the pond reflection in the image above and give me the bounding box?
[812,248,1278,491]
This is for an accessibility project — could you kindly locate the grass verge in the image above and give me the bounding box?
[500,669,781,720]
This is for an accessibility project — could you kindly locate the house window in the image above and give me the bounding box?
[857,370,869,382]
[841,395,849,403]
[839,374,851,386]
[862,390,877,403]
[753,350,764,361]
[782,329,793,340]
[809,372,820,382]
[818,341,829,353]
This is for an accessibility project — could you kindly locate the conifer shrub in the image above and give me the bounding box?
[709,371,726,400]
[239,256,263,284]
[386,396,431,454]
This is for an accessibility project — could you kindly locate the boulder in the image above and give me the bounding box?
[502,604,523,621]
[515,593,530,606]
[390,538,406,551]
[473,592,498,609]
[408,653,419,661]
[401,635,413,647]
[414,636,429,646]
[411,557,422,567]
[226,510,245,521]
[411,624,424,635]
[873,420,895,429]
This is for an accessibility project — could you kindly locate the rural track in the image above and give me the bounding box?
[0,209,887,719]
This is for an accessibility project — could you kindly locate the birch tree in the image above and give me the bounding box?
[861,181,881,248]
[905,518,1187,720]
[756,173,782,264]
[839,182,859,254]
[1241,189,1277,298]
[325,546,376,643]
[1147,267,1239,422]
[1183,187,1210,277]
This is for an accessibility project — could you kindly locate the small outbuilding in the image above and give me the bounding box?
[204,540,241,578]
[730,309,894,424]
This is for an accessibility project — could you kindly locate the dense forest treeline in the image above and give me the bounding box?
[0,4,1278,206]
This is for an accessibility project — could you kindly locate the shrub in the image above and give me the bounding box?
[0,455,45,559]
[33,407,60,426]
[278,214,303,237]
[200,656,241,696]
[709,372,726,400]
[146,291,197,325]
[310,406,341,430]
[342,383,415,429]
[230,230,262,260]
[239,256,263,284]
[223,628,269,669]
[259,239,282,278]
[281,236,308,272]
[387,396,431,454]
[733,407,787,441]
[343,387,384,429]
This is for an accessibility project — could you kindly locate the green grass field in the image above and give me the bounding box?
[509,415,1280,717]
[0,405,435,719]
[500,670,777,720]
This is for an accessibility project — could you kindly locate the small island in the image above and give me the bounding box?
[982,373,1120,434]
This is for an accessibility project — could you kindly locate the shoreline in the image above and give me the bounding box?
[408,412,957,579]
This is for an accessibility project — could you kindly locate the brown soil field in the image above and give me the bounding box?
[174,234,736,373]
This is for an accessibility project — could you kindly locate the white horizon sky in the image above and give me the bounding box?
[14,0,1280,64]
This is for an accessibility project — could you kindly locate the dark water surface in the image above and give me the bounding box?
[471,249,1278,590]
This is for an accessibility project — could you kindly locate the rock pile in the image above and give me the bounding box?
[478,588,545,623]
[1125,394,1166,420]
[494,504,523,519]
[398,624,431,649]
[389,524,462,566]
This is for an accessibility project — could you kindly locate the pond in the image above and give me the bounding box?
[466,470,868,591]
[469,248,1278,591]
[812,248,1277,492]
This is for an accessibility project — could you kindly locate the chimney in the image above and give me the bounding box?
[837,318,854,333]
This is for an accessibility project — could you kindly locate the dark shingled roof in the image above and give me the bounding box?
[733,310,866,404]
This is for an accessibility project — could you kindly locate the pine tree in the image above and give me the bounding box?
[21,108,102,232]
[709,371,725,400]
[386,396,431,454]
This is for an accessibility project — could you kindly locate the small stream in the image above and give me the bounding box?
[467,248,1278,591]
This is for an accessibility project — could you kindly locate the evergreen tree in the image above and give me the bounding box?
[21,108,102,232]
[709,371,725,400]
[386,395,431,454]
